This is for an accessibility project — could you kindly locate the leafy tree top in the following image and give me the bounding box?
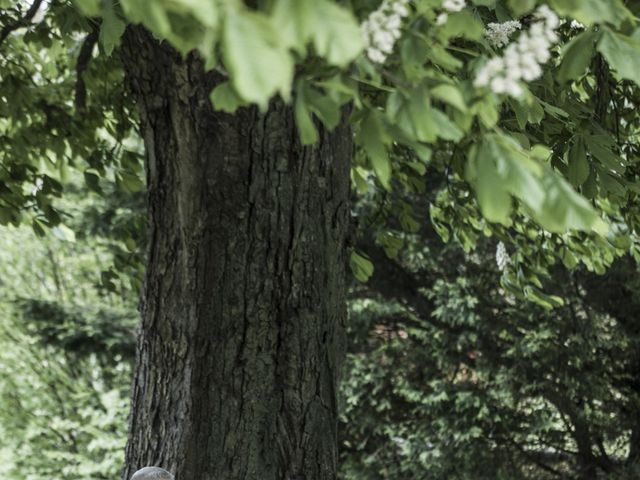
[2,0,640,303]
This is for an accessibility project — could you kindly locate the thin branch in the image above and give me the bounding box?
[510,440,566,478]
[75,22,100,111]
[355,237,466,335]
[0,0,44,48]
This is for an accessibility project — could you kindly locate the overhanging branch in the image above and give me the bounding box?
[355,238,465,334]
[75,23,100,111]
[0,0,44,48]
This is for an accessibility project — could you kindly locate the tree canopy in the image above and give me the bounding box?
[2,0,640,301]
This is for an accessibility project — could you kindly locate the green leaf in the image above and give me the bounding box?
[473,97,499,129]
[431,109,464,141]
[210,82,248,113]
[302,84,342,130]
[539,99,569,119]
[293,79,343,143]
[582,169,598,199]
[99,2,126,55]
[32,218,47,238]
[489,135,545,211]
[270,0,312,55]
[524,286,565,309]
[525,97,545,124]
[597,29,640,87]
[425,45,463,71]
[161,13,207,55]
[222,7,294,109]
[271,0,363,66]
[387,89,437,143]
[350,251,374,282]
[43,205,61,226]
[84,169,102,194]
[351,166,369,194]
[121,0,171,37]
[557,31,599,83]
[401,36,430,78]
[510,99,529,130]
[430,206,450,243]
[73,0,101,16]
[567,136,590,186]
[168,0,218,27]
[0,207,15,225]
[431,84,467,112]
[530,145,552,162]
[120,0,218,54]
[469,145,511,224]
[294,92,319,145]
[507,0,536,16]
[359,112,391,190]
[549,0,632,27]
[560,247,578,269]
[440,11,484,40]
[534,172,607,234]
[116,171,144,193]
[585,135,626,174]
[600,171,626,198]
[468,136,558,226]
[309,1,363,66]
[52,224,76,243]
[378,232,404,259]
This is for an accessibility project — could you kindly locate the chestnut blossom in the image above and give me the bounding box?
[362,0,411,64]
[442,0,466,12]
[484,20,522,48]
[496,242,510,271]
[436,13,448,25]
[474,5,560,98]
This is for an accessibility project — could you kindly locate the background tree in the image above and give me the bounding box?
[0,181,140,480]
[341,183,640,479]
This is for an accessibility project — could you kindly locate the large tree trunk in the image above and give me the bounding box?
[120,27,352,480]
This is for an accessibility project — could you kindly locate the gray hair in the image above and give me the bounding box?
[130,466,175,480]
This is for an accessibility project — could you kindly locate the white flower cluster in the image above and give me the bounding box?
[484,20,522,48]
[474,5,560,98]
[495,242,510,271]
[436,0,467,25]
[361,0,411,64]
[442,0,466,12]
[569,19,585,29]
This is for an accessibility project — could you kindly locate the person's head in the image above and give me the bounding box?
[130,466,174,480]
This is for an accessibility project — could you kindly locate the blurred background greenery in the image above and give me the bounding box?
[0,176,142,480]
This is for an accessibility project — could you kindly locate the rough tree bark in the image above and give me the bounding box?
[120,27,352,480]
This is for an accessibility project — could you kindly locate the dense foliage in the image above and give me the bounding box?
[0,184,141,480]
[2,0,640,302]
[341,189,640,479]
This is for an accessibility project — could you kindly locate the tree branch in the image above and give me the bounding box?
[0,0,44,48]
[355,238,465,334]
[75,23,100,111]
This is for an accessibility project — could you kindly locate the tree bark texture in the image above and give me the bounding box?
[120,27,352,480]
